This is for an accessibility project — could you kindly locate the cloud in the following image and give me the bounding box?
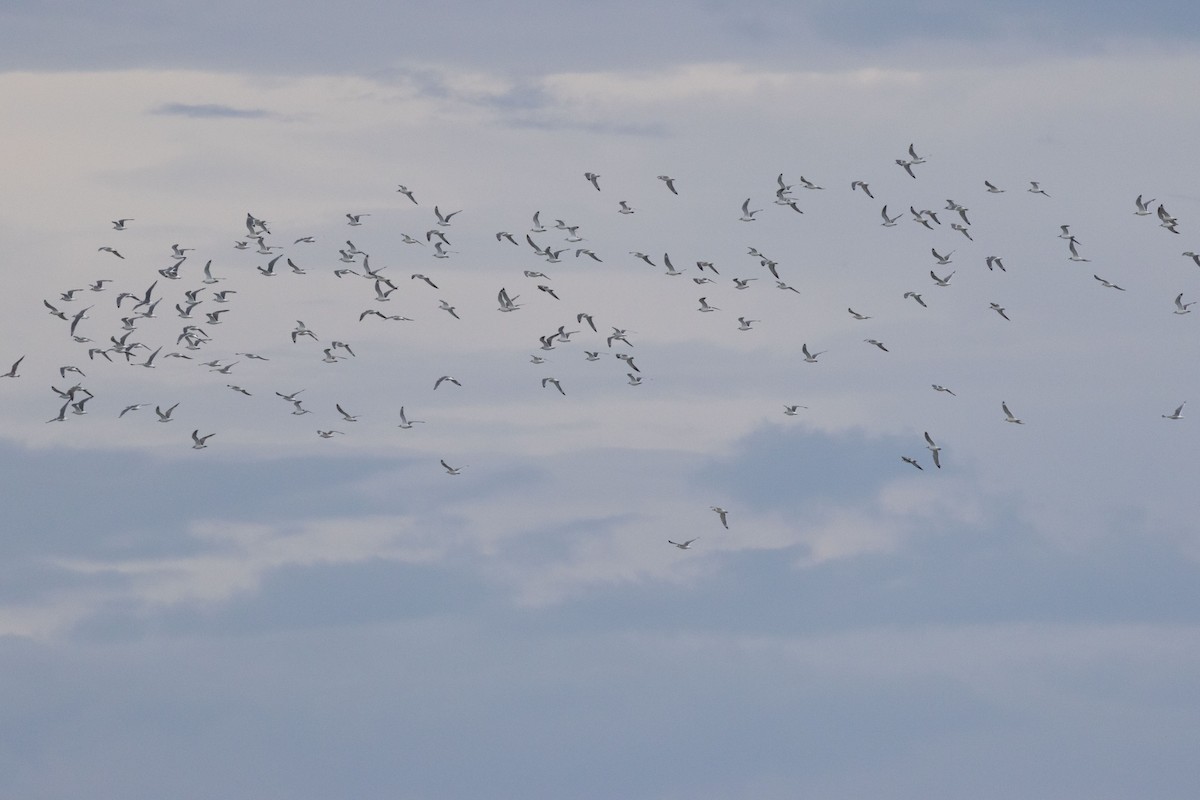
[150,102,272,119]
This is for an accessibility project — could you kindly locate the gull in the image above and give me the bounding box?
[627,373,642,385]
[335,403,359,422]
[68,306,93,337]
[496,231,518,245]
[733,277,757,290]
[426,230,450,247]
[87,349,112,362]
[331,341,355,357]
[321,348,341,363]
[346,213,369,226]
[554,326,581,341]
[798,176,823,190]
[865,339,889,352]
[693,277,714,285]
[1174,293,1194,314]
[134,346,162,368]
[439,300,461,319]
[930,270,955,287]
[290,400,312,415]
[89,280,112,291]
[985,255,1006,272]
[776,173,793,193]
[191,430,215,449]
[658,175,678,194]
[1162,402,1186,420]
[317,430,344,438]
[783,405,807,415]
[293,236,315,244]
[412,273,439,289]
[710,506,729,529]
[538,284,560,299]
[776,281,801,293]
[903,291,927,308]
[291,321,318,342]
[530,355,546,364]
[907,143,926,163]
[932,384,956,396]
[584,351,601,361]
[360,309,413,322]
[497,288,522,312]
[530,211,546,232]
[584,171,601,190]
[524,270,551,280]
[440,459,464,475]
[738,198,760,222]
[951,223,973,240]
[1028,181,1050,196]
[432,242,455,259]
[698,296,720,312]
[615,353,639,372]
[538,335,556,351]
[118,403,148,418]
[576,248,602,261]
[1182,252,1200,267]
[662,253,682,276]
[1058,225,1074,240]
[847,308,871,320]
[156,403,180,423]
[275,389,305,402]
[542,377,566,395]
[434,375,461,390]
[932,248,954,265]
[227,385,251,396]
[608,328,634,348]
[737,317,759,331]
[205,310,229,325]
[98,246,124,258]
[374,281,396,302]
[1067,239,1089,262]
[434,206,461,226]
[946,199,970,225]
[901,456,923,470]
[257,253,283,276]
[923,431,942,468]
[44,299,68,320]
[201,260,221,284]
[400,234,424,245]
[46,401,70,423]
[396,184,418,204]
[577,312,597,332]
[618,200,636,215]
[896,159,917,179]
[59,289,84,302]
[1134,195,1156,216]
[908,207,934,229]
[669,538,698,550]
[1093,275,1125,291]
[696,260,719,274]
[801,343,825,363]
[397,406,425,428]
[851,180,874,198]
[0,356,24,378]
[984,180,1005,193]
[286,258,306,275]
[989,302,1010,320]
[210,361,239,375]
[111,218,133,230]
[880,205,901,226]
[1002,401,1024,424]
[631,251,656,267]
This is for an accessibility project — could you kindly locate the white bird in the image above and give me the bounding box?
[1162,402,1186,420]
[440,459,464,475]
[1174,293,1194,314]
[669,538,697,550]
[1134,194,1156,216]
[984,180,1005,193]
[932,384,956,396]
[801,344,825,363]
[904,291,927,308]
[191,430,215,449]
[1,355,24,378]
[111,218,133,230]
[1002,401,1024,424]
[851,180,874,198]
[434,206,461,226]
[618,200,636,215]
[1093,275,1125,291]
[989,302,1010,320]
[439,300,461,319]
[923,431,942,469]
[397,406,425,429]
[657,175,678,194]
[865,339,889,352]
[710,507,730,529]
[584,171,601,190]
[931,248,954,265]
[698,297,720,312]
[738,198,760,222]
[880,205,901,226]
[396,184,418,204]
[737,317,759,331]
[1028,181,1050,196]
[783,404,807,415]
[627,373,642,386]
[930,270,954,287]
[335,403,359,422]
[847,308,871,320]
[434,375,462,390]
[317,430,344,438]
[901,456,923,470]
[156,403,180,423]
[542,377,566,395]
[1068,239,1089,262]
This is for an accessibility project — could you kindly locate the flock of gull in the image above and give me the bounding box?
[5,143,1197,549]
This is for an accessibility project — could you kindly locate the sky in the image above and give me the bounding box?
[2,2,1200,798]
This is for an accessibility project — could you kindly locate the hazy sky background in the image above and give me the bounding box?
[3,2,1200,798]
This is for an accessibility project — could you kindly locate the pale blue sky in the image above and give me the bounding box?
[2,2,1200,798]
